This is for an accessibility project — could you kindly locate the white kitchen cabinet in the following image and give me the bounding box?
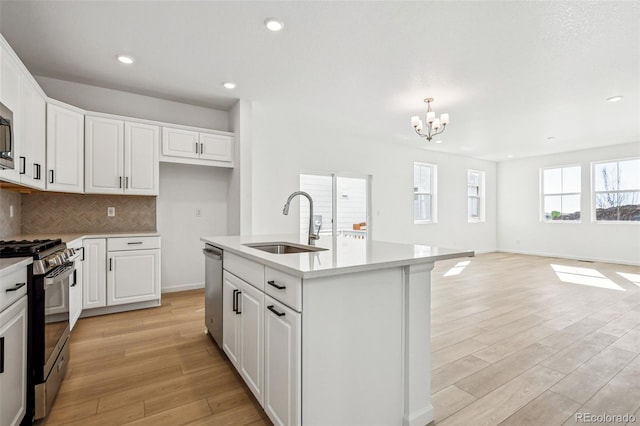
[222,271,264,405]
[82,238,107,310]
[107,248,160,306]
[161,126,234,167]
[124,121,159,195]
[264,295,301,426]
[82,237,161,314]
[47,102,84,193]
[0,292,28,426]
[85,116,158,195]
[85,116,124,194]
[19,76,46,190]
[0,39,22,185]
[68,240,84,330]
[222,273,240,367]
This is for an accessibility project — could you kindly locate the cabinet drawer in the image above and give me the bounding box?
[264,267,302,312]
[0,265,28,312]
[224,252,264,291]
[108,236,160,251]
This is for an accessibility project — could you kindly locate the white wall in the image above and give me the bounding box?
[251,105,497,253]
[35,76,229,130]
[497,142,640,265]
[35,77,234,288]
[228,99,252,235]
[157,163,230,291]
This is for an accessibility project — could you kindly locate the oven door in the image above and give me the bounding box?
[43,262,72,377]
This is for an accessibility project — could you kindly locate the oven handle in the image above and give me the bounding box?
[44,263,75,286]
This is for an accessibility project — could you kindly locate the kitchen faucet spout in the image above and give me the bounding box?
[283,191,320,245]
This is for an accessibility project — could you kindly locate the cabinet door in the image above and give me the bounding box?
[107,249,160,306]
[264,295,301,426]
[199,133,233,163]
[0,45,22,184]
[124,122,159,195]
[0,295,28,426]
[238,279,264,405]
[69,251,84,330]
[85,116,124,194]
[82,238,106,309]
[19,77,46,190]
[47,103,84,193]
[161,127,198,159]
[222,272,241,368]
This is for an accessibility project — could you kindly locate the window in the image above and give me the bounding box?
[414,162,437,223]
[593,158,640,222]
[542,165,581,221]
[468,170,486,223]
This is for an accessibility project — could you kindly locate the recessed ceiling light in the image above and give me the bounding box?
[223,82,236,89]
[264,18,284,32]
[117,55,134,65]
[507,153,514,158]
[435,140,443,144]
[606,96,623,103]
[546,136,556,141]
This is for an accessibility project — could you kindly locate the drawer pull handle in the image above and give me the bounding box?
[5,282,26,292]
[267,280,286,290]
[267,305,286,317]
[127,242,143,245]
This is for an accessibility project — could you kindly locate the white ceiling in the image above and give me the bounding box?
[0,1,638,161]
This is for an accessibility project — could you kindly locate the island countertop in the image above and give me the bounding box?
[200,234,473,279]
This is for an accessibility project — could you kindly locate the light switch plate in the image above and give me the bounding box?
[107,207,116,217]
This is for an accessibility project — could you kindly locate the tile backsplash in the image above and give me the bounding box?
[21,192,156,234]
[0,189,22,238]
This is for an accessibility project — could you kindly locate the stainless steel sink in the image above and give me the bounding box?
[243,242,328,254]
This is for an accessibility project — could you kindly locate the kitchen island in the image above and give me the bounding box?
[201,234,472,426]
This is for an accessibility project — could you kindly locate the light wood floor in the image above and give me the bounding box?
[42,252,640,426]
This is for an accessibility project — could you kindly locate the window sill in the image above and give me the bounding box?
[414,220,436,225]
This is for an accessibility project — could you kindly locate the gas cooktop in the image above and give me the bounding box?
[0,239,65,259]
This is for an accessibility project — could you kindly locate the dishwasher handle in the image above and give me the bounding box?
[203,246,222,260]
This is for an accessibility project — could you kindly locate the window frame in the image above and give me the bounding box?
[413,162,438,224]
[591,157,640,224]
[540,164,582,223]
[467,169,486,223]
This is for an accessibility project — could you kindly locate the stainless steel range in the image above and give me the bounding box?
[0,239,81,422]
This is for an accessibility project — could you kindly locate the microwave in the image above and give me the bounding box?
[0,101,14,170]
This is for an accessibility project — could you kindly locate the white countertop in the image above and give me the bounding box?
[4,231,160,246]
[201,234,473,279]
[0,257,33,275]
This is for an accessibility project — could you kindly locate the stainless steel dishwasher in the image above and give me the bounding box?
[203,244,223,347]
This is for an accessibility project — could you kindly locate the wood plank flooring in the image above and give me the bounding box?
[41,252,640,425]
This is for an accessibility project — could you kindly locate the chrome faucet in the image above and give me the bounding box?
[283,191,321,245]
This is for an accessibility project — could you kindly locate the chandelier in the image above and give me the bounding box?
[411,98,449,142]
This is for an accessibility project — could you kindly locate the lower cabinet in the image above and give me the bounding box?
[0,294,28,426]
[82,236,161,312]
[68,241,84,330]
[107,248,160,305]
[222,271,264,404]
[264,295,301,426]
[222,266,301,426]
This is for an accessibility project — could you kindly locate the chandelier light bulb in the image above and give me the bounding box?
[411,97,449,143]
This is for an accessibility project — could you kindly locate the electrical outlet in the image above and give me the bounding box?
[107,207,116,217]
[196,208,202,217]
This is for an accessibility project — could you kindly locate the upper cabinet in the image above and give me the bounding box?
[85,115,159,195]
[20,78,47,190]
[47,102,84,193]
[0,38,23,185]
[161,126,234,167]
[0,35,47,190]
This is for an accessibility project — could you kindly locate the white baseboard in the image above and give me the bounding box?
[496,248,640,266]
[162,282,205,293]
